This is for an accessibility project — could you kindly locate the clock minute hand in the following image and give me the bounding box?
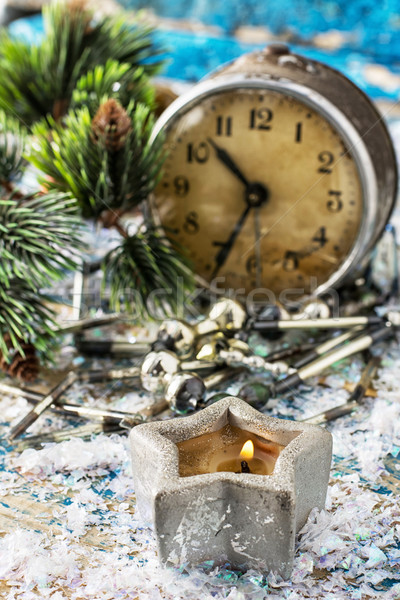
[212,205,252,278]
[207,137,250,187]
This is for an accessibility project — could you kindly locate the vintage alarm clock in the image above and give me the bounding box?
[150,44,397,297]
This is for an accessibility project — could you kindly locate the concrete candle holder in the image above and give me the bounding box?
[130,397,332,577]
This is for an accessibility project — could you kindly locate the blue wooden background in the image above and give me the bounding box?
[9,0,400,102]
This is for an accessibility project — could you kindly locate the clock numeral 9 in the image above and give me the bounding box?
[318,151,334,174]
[249,108,273,130]
[183,211,200,235]
[187,142,209,163]
[327,190,343,212]
[282,251,299,272]
[173,175,190,197]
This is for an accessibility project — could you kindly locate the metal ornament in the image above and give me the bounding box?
[193,298,248,337]
[254,302,291,323]
[165,372,206,414]
[140,351,181,395]
[273,323,392,396]
[153,319,196,358]
[293,298,331,320]
[217,337,294,375]
[303,356,379,424]
[238,381,274,410]
[166,367,243,414]
[252,315,383,332]
[207,298,247,331]
[292,327,363,369]
[8,371,78,441]
[195,332,228,361]
[140,350,218,395]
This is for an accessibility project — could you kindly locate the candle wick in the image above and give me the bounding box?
[241,460,251,473]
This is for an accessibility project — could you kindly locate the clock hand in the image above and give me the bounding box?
[212,205,252,278]
[280,240,332,269]
[254,207,262,287]
[207,137,250,187]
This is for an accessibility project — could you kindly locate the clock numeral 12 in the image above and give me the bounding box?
[249,108,273,130]
[216,116,232,136]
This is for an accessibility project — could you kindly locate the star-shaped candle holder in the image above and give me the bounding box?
[130,397,332,577]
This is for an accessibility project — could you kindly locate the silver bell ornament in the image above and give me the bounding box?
[255,301,291,322]
[195,332,229,361]
[196,298,247,336]
[293,298,331,320]
[165,372,206,414]
[154,319,196,358]
[208,298,247,330]
[140,351,180,396]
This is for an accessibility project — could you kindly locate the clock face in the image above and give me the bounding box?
[152,87,363,296]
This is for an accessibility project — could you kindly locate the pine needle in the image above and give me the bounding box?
[0,2,163,126]
[104,225,194,318]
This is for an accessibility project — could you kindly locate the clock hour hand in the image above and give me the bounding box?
[207,137,250,187]
[212,205,252,278]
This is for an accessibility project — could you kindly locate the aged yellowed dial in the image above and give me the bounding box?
[153,88,362,295]
[150,47,397,298]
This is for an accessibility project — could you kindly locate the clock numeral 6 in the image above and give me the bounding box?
[183,211,200,235]
[327,190,343,212]
[246,254,257,276]
[249,108,273,130]
[318,151,334,174]
[187,142,209,163]
[173,175,190,197]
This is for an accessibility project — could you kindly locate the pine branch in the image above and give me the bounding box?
[29,100,165,218]
[0,109,27,187]
[0,281,57,363]
[0,192,84,289]
[0,1,163,125]
[104,225,194,316]
[71,60,156,117]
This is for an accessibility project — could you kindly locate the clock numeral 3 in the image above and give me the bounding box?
[173,175,190,197]
[318,151,334,174]
[187,142,209,163]
[183,211,200,235]
[249,108,273,130]
[216,116,232,136]
[327,190,343,212]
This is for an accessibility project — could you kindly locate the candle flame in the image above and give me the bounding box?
[240,440,254,460]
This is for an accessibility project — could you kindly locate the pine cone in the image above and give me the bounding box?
[92,100,132,152]
[0,336,39,382]
[67,0,93,34]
